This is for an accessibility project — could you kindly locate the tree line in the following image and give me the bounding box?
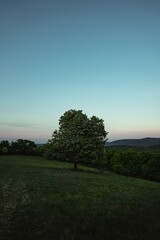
[0,139,39,155]
[102,148,160,181]
[1,109,160,181]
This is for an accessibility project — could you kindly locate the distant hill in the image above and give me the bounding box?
[106,137,160,147]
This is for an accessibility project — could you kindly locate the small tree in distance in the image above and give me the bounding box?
[47,109,108,170]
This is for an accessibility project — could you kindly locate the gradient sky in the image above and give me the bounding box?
[0,0,160,143]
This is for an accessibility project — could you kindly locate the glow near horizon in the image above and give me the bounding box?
[0,0,160,143]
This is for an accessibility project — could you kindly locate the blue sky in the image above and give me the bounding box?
[0,0,160,143]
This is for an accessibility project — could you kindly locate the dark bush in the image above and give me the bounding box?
[112,164,130,176]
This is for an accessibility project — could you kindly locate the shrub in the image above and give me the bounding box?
[1,147,8,154]
[112,164,130,176]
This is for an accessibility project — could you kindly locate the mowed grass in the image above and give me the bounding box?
[0,156,160,240]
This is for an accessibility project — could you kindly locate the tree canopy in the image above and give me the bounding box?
[11,139,37,155]
[46,109,108,170]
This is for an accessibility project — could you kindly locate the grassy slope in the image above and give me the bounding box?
[0,155,160,240]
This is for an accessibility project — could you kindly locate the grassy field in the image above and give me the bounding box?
[0,155,160,240]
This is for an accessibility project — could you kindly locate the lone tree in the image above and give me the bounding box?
[47,109,108,170]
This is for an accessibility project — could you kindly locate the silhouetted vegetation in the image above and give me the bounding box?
[1,110,160,181]
[0,139,46,156]
[1,140,160,181]
[102,147,160,181]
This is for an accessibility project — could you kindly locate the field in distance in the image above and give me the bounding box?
[0,155,160,240]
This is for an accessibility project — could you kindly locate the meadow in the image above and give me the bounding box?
[0,155,160,240]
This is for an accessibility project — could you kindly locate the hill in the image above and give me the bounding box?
[106,137,160,147]
[0,155,160,240]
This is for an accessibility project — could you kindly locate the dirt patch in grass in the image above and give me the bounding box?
[0,179,30,239]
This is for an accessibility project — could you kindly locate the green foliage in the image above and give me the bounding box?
[104,148,160,181]
[46,109,108,169]
[0,140,10,154]
[1,146,8,154]
[11,139,37,155]
[112,164,130,175]
[142,155,160,181]
[0,139,41,156]
[34,144,47,157]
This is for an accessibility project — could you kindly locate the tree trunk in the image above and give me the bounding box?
[74,161,77,171]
